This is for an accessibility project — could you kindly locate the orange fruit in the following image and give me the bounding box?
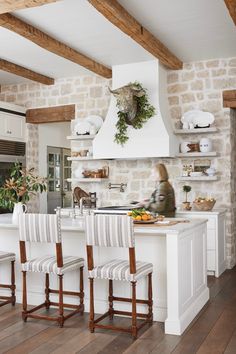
[127,212,132,216]
[147,214,151,220]
[141,214,148,221]
[135,215,142,220]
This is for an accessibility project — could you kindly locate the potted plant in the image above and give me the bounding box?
[0,163,47,223]
[182,185,192,210]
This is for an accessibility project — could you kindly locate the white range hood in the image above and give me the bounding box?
[93,60,178,159]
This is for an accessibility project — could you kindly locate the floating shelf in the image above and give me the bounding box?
[67,157,105,161]
[174,128,218,134]
[67,178,108,183]
[67,135,96,140]
[177,176,218,181]
[177,152,217,158]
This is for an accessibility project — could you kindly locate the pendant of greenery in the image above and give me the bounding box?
[114,82,155,145]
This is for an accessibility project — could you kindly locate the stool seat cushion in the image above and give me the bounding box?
[89,259,153,282]
[22,255,84,275]
[0,251,15,263]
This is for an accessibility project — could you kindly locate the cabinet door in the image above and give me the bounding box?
[6,114,25,141]
[0,112,8,137]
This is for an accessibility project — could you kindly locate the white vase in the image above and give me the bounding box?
[12,202,27,225]
[199,138,212,153]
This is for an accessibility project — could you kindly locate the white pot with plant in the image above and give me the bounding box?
[0,163,47,224]
[182,185,192,210]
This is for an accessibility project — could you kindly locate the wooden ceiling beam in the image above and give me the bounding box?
[26,104,75,123]
[89,0,183,70]
[0,0,59,14]
[224,0,236,26]
[0,58,54,85]
[0,13,112,78]
[223,90,236,108]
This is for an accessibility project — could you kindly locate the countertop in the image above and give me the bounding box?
[0,214,208,235]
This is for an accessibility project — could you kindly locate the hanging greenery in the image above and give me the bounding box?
[110,82,155,146]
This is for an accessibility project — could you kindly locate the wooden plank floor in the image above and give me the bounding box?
[0,267,236,354]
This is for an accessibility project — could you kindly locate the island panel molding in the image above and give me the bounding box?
[223,90,236,108]
[0,13,112,79]
[88,0,183,70]
[224,0,236,26]
[26,104,75,124]
[0,0,59,14]
[0,58,54,85]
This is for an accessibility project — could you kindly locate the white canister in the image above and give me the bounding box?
[180,141,191,153]
[199,138,212,153]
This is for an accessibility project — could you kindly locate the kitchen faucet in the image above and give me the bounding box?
[79,196,92,215]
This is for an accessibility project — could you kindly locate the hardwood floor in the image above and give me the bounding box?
[0,268,236,354]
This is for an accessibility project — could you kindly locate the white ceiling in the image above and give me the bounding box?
[0,0,235,85]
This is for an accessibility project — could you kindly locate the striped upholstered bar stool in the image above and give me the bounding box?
[0,251,16,307]
[19,213,84,327]
[85,214,153,339]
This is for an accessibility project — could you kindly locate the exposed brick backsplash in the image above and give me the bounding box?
[0,57,236,267]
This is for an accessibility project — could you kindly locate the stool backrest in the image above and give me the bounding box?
[85,214,134,248]
[19,214,61,244]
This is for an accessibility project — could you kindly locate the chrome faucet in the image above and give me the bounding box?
[79,196,92,215]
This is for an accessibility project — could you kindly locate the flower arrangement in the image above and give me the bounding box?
[0,163,47,211]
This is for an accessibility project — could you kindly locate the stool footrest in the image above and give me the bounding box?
[49,289,83,297]
[0,299,12,307]
[113,310,149,319]
[0,284,12,289]
[112,296,151,305]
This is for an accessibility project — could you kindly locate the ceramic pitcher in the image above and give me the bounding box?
[12,202,27,225]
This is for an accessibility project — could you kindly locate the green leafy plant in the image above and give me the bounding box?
[183,185,192,203]
[114,82,155,145]
[0,163,47,211]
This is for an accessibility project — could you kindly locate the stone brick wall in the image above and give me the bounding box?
[0,57,236,267]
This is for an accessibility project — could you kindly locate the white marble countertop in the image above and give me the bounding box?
[0,213,207,235]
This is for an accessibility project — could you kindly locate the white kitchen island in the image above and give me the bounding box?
[0,214,209,335]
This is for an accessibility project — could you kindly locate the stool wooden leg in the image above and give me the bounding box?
[131,281,137,339]
[58,274,64,328]
[22,271,27,322]
[148,273,153,323]
[11,261,16,306]
[80,266,84,313]
[108,279,114,319]
[89,278,95,333]
[45,273,50,310]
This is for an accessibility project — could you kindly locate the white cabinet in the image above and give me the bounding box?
[0,111,25,142]
[176,209,226,277]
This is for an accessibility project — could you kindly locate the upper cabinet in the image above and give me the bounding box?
[0,101,26,142]
[0,112,25,142]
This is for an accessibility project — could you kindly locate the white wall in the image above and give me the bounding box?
[38,122,71,213]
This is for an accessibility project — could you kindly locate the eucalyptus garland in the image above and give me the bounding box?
[114,82,155,145]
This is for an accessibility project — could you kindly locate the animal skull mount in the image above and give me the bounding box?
[109,84,145,125]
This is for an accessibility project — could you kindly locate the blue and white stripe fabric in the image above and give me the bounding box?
[85,214,134,248]
[22,255,84,275]
[0,251,15,263]
[88,259,153,282]
[19,214,61,243]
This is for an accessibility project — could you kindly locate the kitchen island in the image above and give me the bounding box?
[0,214,209,335]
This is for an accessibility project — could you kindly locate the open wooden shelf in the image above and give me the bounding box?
[67,178,108,183]
[177,176,218,181]
[174,127,217,134]
[67,157,106,161]
[177,152,217,158]
[66,135,96,140]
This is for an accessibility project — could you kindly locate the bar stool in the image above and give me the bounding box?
[85,214,153,339]
[0,251,16,307]
[19,213,84,327]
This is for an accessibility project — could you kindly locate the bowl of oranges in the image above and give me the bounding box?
[128,209,161,224]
